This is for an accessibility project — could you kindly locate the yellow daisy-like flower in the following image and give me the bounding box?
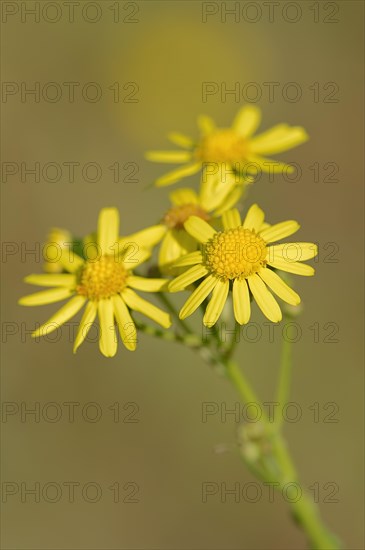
[168,204,317,326]
[146,105,308,187]
[19,208,171,357]
[157,179,249,273]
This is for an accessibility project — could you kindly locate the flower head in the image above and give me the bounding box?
[19,208,171,357]
[157,179,248,274]
[168,205,317,326]
[146,105,308,187]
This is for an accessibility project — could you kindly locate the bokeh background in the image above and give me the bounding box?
[1,1,364,548]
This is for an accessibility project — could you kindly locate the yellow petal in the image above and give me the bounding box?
[259,269,300,306]
[213,184,247,216]
[73,301,97,353]
[169,188,199,206]
[259,221,300,243]
[168,132,194,149]
[203,279,229,327]
[98,208,119,256]
[32,296,86,337]
[222,209,241,230]
[249,126,309,155]
[233,278,251,324]
[180,275,217,319]
[112,295,137,351]
[98,299,117,357]
[248,274,282,323]
[19,287,74,306]
[184,216,216,243]
[158,230,185,269]
[199,171,218,210]
[120,225,166,249]
[155,163,201,187]
[24,274,76,287]
[128,276,169,292]
[248,124,289,146]
[197,115,215,135]
[169,265,208,292]
[174,230,198,253]
[246,155,296,174]
[242,204,265,232]
[267,257,315,276]
[60,249,84,273]
[232,105,261,137]
[158,229,197,272]
[200,171,237,212]
[173,251,203,267]
[145,151,192,163]
[120,243,151,270]
[122,288,171,328]
[268,242,318,262]
[46,226,72,245]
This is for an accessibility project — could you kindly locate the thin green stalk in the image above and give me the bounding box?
[136,322,226,374]
[135,322,200,348]
[224,359,268,421]
[222,320,241,361]
[138,300,341,548]
[198,300,222,351]
[222,355,341,549]
[272,434,341,549]
[287,490,342,550]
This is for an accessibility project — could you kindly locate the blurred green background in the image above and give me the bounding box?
[1,1,364,548]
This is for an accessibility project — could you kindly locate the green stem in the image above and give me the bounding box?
[221,320,240,361]
[135,322,200,347]
[225,359,267,419]
[272,434,341,549]
[224,358,341,549]
[288,490,341,550]
[137,304,341,549]
[136,322,227,375]
[199,300,222,351]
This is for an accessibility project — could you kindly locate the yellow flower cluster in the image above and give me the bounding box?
[19,105,316,356]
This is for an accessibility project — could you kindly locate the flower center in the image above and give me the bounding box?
[163,203,210,230]
[76,256,129,300]
[196,130,248,164]
[203,227,267,280]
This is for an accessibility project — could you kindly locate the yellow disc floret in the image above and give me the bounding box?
[196,130,248,164]
[76,255,129,301]
[204,227,267,280]
[163,203,210,230]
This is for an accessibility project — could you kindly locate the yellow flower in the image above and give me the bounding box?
[168,204,317,326]
[19,208,171,357]
[43,227,73,273]
[146,105,308,187]
[157,180,249,274]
